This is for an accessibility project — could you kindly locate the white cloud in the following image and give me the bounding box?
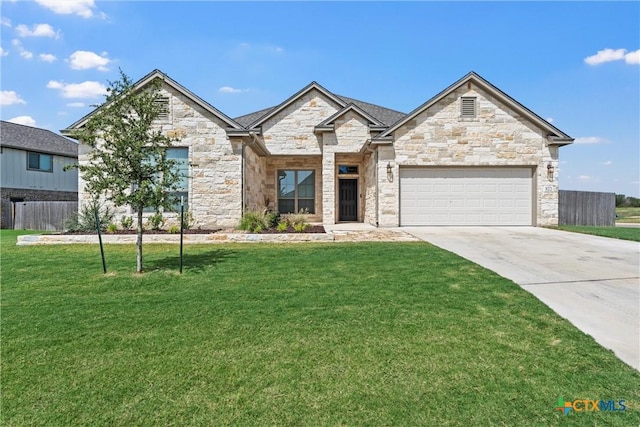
[585,48,640,66]
[39,53,57,62]
[68,50,110,71]
[603,160,613,166]
[35,0,100,19]
[12,39,34,59]
[0,47,7,57]
[47,80,107,98]
[8,116,36,127]
[545,117,554,123]
[624,49,640,65]
[1,17,11,27]
[16,23,60,38]
[66,102,86,107]
[0,90,27,105]
[574,136,608,144]
[219,86,248,94]
[578,175,591,181]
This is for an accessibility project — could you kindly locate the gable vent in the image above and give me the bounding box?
[460,97,476,118]
[154,96,170,120]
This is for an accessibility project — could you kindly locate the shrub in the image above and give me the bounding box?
[168,224,180,234]
[147,212,165,231]
[181,210,195,230]
[238,209,279,233]
[285,209,309,232]
[106,223,119,234]
[65,199,115,232]
[293,222,308,232]
[276,221,289,232]
[120,215,134,230]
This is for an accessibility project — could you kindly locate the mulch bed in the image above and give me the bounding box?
[258,225,326,234]
[60,226,327,235]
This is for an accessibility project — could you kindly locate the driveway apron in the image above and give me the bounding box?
[403,226,640,371]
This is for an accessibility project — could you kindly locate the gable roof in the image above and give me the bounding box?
[61,69,243,136]
[245,81,347,129]
[315,102,386,133]
[335,95,405,127]
[0,120,78,158]
[376,71,573,145]
[234,82,407,130]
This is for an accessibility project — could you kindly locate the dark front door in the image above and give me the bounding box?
[339,179,358,221]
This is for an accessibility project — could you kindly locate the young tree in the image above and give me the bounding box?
[69,70,182,273]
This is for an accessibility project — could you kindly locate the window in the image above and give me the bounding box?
[278,170,315,214]
[460,97,477,118]
[27,152,53,172]
[142,147,189,212]
[338,165,358,175]
[166,148,189,212]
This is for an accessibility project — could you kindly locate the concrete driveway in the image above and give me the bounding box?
[402,226,640,371]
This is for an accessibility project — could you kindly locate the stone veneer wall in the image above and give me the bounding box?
[243,145,267,212]
[77,83,243,229]
[362,152,377,226]
[378,84,559,227]
[261,89,340,155]
[321,111,371,224]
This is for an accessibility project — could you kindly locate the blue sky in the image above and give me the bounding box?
[1,1,638,196]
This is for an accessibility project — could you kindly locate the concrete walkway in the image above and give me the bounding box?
[403,226,640,371]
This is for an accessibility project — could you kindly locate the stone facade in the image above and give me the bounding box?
[70,70,571,230]
[384,84,559,226]
[77,83,244,229]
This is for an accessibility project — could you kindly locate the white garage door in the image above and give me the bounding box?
[400,167,533,226]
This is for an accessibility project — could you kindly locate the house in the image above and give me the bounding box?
[62,70,573,229]
[0,121,78,228]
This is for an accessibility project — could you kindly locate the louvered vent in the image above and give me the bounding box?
[460,97,476,118]
[154,96,170,120]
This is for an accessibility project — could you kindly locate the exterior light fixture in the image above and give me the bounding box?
[386,162,393,182]
[547,163,554,181]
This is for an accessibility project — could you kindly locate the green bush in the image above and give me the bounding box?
[120,215,134,230]
[168,224,180,234]
[106,223,119,234]
[65,199,115,232]
[181,210,195,230]
[147,212,165,231]
[276,221,289,232]
[238,209,279,233]
[285,209,309,232]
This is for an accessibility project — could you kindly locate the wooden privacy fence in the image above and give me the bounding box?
[559,190,615,226]
[13,201,78,231]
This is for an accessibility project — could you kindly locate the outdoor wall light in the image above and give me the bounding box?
[386,162,393,182]
[547,163,554,181]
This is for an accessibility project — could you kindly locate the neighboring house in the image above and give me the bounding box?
[0,121,78,228]
[62,69,573,229]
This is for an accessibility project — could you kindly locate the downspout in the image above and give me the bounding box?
[375,149,379,227]
[241,143,245,213]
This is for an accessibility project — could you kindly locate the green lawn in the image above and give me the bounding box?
[558,225,640,242]
[2,230,639,426]
[616,206,640,223]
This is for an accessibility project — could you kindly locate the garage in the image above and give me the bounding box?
[399,167,533,226]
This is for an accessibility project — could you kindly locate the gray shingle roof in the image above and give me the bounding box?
[233,87,406,129]
[0,120,78,158]
[335,95,405,127]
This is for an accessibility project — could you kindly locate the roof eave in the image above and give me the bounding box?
[247,81,347,129]
[548,136,574,146]
[64,69,244,132]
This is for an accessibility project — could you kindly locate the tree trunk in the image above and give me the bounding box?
[136,207,143,273]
